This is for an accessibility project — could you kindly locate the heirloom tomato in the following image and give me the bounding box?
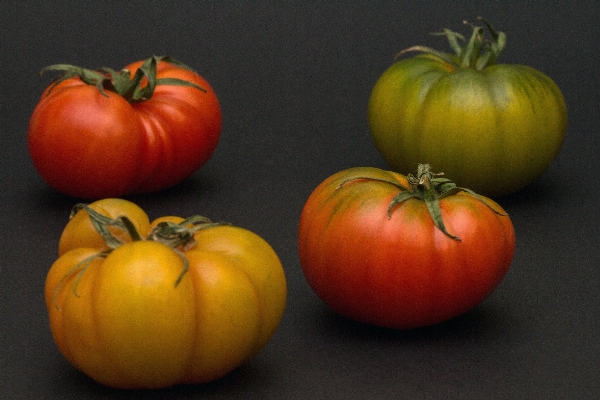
[368,19,567,197]
[28,56,222,199]
[298,164,515,329]
[45,199,287,389]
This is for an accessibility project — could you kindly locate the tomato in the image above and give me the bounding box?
[368,19,567,197]
[298,165,515,329]
[28,56,222,199]
[45,200,287,389]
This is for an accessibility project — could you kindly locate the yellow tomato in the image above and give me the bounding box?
[45,201,287,389]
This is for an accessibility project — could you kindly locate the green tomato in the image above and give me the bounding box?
[368,19,567,197]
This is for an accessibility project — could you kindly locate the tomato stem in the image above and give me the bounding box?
[337,164,508,241]
[52,250,110,310]
[146,216,230,285]
[40,55,206,102]
[395,17,506,71]
[71,204,141,248]
[67,204,228,287]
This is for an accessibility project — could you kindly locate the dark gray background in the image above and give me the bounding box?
[1,1,598,399]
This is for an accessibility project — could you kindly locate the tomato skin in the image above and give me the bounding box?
[28,84,145,199]
[368,55,567,197]
[28,58,222,199]
[58,198,151,256]
[298,167,515,329]
[46,242,197,389]
[125,60,222,194]
[46,205,287,389]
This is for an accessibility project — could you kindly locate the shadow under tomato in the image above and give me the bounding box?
[128,171,222,203]
[313,300,518,344]
[493,173,563,211]
[27,182,83,211]
[49,356,271,399]
[26,170,222,214]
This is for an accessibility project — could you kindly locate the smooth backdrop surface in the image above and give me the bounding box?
[1,1,599,399]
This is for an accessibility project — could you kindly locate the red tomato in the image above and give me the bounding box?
[298,165,516,329]
[28,56,222,199]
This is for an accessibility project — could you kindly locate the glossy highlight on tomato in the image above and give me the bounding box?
[298,165,515,329]
[45,199,287,389]
[368,19,567,197]
[28,56,222,199]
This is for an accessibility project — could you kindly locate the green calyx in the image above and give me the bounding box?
[57,205,226,306]
[41,55,206,102]
[337,164,507,242]
[395,17,506,71]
